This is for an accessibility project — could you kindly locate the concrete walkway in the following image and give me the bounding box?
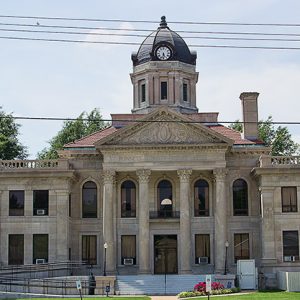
[151,297,178,300]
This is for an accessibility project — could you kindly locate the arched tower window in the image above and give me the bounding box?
[233,179,248,216]
[121,180,136,218]
[82,181,97,218]
[157,180,172,217]
[194,179,209,217]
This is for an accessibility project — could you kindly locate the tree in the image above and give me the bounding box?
[0,107,28,160]
[38,108,107,159]
[229,116,299,156]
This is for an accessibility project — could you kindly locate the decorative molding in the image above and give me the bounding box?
[177,169,192,182]
[102,170,116,184]
[136,169,151,183]
[213,168,228,181]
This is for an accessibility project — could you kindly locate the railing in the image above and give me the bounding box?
[259,155,300,167]
[149,210,180,219]
[0,159,70,170]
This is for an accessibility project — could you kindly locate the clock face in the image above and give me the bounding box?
[156,46,172,60]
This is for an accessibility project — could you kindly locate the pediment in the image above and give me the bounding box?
[96,107,233,147]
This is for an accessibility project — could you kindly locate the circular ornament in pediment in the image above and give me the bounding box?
[158,123,172,142]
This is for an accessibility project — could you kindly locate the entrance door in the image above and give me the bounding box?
[237,259,256,289]
[154,235,177,274]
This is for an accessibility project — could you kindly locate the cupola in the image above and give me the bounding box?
[130,16,199,114]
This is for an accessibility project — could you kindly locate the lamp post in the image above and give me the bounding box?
[103,242,108,276]
[224,240,229,275]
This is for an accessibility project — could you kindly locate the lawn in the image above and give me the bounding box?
[192,291,300,299]
[16,298,150,300]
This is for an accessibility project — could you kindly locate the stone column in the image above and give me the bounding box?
[214,168,228,274]
[103,170,116,274]
[178,169,192,274]
[260,187,276,265]
[136,169,151,273]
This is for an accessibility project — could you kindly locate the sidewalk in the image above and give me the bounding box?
[151,297,178,300]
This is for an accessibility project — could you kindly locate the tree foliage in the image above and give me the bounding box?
[38,108,106,159]
[229,116,299,156]
[0,107,28,160]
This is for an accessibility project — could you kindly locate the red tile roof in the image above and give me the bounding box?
[64,116,263,148]
[64,126,117,148]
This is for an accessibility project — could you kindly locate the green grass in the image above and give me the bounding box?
[191,291,300,299]
[15,298,151,300]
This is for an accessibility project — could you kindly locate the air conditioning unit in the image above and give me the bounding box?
[198,257,209,264]
[123,258,134,265]
[35,258,46,264]
[36,209,45,215]
[284,256,296,262]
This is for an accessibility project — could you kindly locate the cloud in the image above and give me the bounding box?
[83,22,136,51]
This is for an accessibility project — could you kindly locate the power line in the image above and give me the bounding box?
[2,35,300,50]
[2,22,300,37]
[1,14,300,27]
[1,115,300,125]
[1,28,300,43]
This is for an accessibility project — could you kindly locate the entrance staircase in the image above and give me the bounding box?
[116,274,211,295]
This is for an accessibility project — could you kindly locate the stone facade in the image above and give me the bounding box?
[1,17,300,289]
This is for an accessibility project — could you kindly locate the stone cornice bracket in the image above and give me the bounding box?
[136,169,151,183]
[102,169,116,184]
[213,168,228,181]
[177,169,192,182]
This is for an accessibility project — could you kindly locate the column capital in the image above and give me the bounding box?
[177,169,192,182]
[102,169,116,184]
[136,169,151,183]
[213,168,228,181]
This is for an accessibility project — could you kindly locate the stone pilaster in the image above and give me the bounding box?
[260,187,276,265]
[103,170,116,274]
[214,168,228,274]
[55,190,69,262]
[136,169,151,273]
[178,169,192,274]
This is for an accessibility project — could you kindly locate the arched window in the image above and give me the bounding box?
[157,180,172,217]
[194,179,209,217]
[82,181,97,218]
[121,180,136,218]
[233,179,248,216]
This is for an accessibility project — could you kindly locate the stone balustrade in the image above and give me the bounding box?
[0,159,70,170]
[259,155,300,167]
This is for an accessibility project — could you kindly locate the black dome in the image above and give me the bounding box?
[132,16,196,66]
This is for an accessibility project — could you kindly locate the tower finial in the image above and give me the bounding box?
[160,16,168,28]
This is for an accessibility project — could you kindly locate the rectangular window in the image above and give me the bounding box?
[141,83,146,102]
[234,233,249,262]
[183,83,188,102]
[33,234,48,263]
[9,234,24,265]
[283,231,299,261]
[121,235,136,265]
[33,190,49,216]
[282,187,297,212]
[160,81,168,100]
[195,234,210,264]
[82,235,97,265]
[9,190,24,216]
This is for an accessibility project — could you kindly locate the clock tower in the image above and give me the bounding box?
[131,16,199,114]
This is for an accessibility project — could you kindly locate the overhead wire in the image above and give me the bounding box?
[1,14,300,27]
[1,27,300,42]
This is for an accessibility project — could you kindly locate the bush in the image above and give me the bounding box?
[194,281,224,292]
[178,284,240,298]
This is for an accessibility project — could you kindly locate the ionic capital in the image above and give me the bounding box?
[136,169,151,183]
[177,169,192,182]
[102,169,116,184]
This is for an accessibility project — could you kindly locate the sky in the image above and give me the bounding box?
[1,0,300,158]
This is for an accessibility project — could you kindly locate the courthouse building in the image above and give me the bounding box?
[1,16,300,287]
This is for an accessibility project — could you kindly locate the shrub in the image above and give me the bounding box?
[194,281,224,292]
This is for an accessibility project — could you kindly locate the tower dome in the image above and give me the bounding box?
[130,16,199,114]
[132,16,197,66]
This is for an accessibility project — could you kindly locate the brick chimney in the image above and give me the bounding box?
[239,92,259,141]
